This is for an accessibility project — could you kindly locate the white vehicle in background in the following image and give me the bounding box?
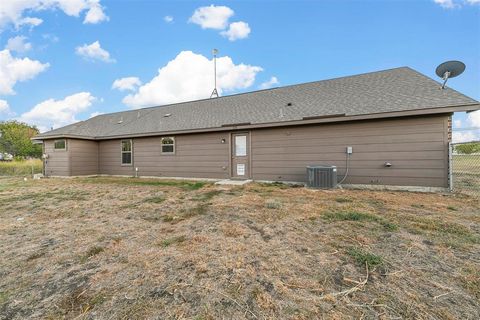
[0,153,14,161]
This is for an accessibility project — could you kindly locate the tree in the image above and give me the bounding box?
[455,142,480,155]
[0,121,42,158]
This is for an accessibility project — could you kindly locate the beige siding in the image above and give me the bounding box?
[70,139,99,175]
[98,132,230,179]
[98,140,134,176]
[44,114,450,188]
[44,140,70,176]
[250,115,450,187]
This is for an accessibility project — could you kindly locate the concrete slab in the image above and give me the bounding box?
[215,179,252,186]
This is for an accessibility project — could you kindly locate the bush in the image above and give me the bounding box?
[455,142,480,155]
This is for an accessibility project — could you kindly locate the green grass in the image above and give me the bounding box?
[183,203,209,217]
[0,189,90,208]
[82,177,207,190]
[160,235,186,247]
[0,291,8,304]
[0,159,42,176]
[192,190,222,201]
[411,204,425,209]
[258,182,303,189]
[161,190,220,224]
[323,211,398,231]
[347,247,383,268]
[324,211,374,221]
[335,197,353,203]
[265,199,282,209]
[461,266,480,299]
[143,196,166,203]
[411,218,479,244]
[163,203,210,224]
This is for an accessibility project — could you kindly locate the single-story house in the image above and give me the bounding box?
[34,67,479,189]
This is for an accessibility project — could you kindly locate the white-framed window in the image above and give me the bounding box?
[161,137,175,154]
[54,139,66,151]
[121,139,132,165]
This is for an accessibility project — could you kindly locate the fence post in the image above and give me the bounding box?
[448,142,453,192]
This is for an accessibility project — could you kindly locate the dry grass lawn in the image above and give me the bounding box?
[0,176,479,319]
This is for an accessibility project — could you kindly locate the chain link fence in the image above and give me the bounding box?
[450,137,480,198]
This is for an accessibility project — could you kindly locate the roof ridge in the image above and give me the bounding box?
[91,66,411,117]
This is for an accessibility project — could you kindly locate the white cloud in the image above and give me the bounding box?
[452,111,480,143]
[90,111,103,118]
[433,0,480,8]
[5,36,32,53]
[434,0,457,8]
[189,5,234,29]
[259,76,279,90]
[112,77,142,91]
[0,1,108,32]
[0,100,8,112]
[0,99,13,116]
[76,41,115,63]
[18,17,43,28]
[452,131,478,143]
[0,49,49,95]
[123,51,263,108]
[467,110,480,127]
[164,15,173,23]
[221,21,251,41]
[18,92,96,132]
[42,33,59,43]
[83,0,109,24]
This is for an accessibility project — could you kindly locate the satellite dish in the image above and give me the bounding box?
[435,60,466,89]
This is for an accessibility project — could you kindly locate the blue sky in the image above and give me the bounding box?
[0,0,479,140]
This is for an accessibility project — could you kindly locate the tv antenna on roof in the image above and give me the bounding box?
[210,48,219,98]
[435,60,465,89]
